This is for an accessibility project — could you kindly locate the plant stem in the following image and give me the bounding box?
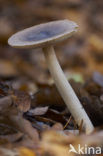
[43,45,94,134]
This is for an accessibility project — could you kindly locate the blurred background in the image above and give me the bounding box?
[0,0,103,83]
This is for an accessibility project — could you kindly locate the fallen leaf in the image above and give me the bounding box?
[19,147,36,156]
[29,106,49,116]
[12,90,31,112]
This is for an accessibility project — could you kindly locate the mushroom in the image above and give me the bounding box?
[8,19,94,134]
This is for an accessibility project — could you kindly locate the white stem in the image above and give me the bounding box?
[43,46,94,134]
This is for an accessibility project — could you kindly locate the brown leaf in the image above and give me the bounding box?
[10,113,39,143]
[0,96,12,113]
[12,90,31,112]
[19,147,36,156]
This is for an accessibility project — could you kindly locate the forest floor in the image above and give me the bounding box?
[0,0,103,155]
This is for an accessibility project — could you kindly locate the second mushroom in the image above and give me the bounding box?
[8,19,94,134]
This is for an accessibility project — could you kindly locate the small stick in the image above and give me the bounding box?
[63,116,72,130]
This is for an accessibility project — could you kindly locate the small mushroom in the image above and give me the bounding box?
[8,19,94,134]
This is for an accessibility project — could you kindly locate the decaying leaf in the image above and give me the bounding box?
[29,106,49,116]
[19,147,36,156]
[12,90,31,112]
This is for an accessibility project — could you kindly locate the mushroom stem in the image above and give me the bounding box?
[43,45,94,134]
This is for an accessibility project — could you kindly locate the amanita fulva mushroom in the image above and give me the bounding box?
[8,20,94,134]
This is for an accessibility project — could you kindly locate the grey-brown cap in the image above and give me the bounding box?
[8,19,78,49]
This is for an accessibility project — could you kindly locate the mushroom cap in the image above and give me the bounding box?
[8,19,78,49]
